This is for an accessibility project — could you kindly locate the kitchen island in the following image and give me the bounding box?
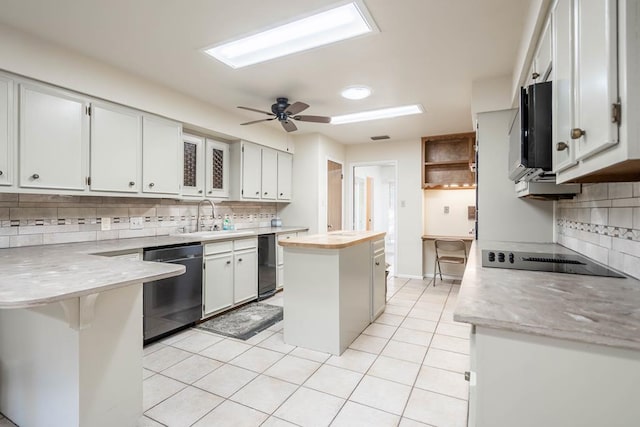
[279,230,386,355]
[0,227,307,427]
[455,241,640,427]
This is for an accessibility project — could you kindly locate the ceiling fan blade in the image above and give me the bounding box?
[237,106,275,116]
[285,102,309,115]
[281,120,297,132]
[293,115,331,123]
[240,118,276,125]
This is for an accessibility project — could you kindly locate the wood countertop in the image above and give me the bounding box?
[279,231,386,249]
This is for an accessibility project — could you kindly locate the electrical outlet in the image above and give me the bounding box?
[101,217,111,231]
[130,216,144,230]
[444,206,450,214]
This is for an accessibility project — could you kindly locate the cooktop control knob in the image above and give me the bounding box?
[498,252,505,263]
[488,252,495,262]
[509,253,515,263]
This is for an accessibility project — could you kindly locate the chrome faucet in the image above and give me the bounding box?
[197,199,216,232]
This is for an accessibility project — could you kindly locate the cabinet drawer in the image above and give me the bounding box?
[204,241,233,255]
[372,239,385,254]
[234,237,257,251]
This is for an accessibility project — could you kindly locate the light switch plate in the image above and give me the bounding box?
[101,217,111,231]
[444,206,450,214]
[130,216,144,230]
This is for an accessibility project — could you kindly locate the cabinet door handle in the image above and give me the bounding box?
[198,189,203,194]
[0,171,3,176]
[238,258,243,262]
[532,72,540,79]
[149,182,155,188]
[129,181,135,186]
[279,193,283,196]
[226,260,231,265]
[255,191,259,195]
[31,173,40,179]
[375,261,380,266]
[570,128,585,139]
[556,142,568,151]
[208,190,212,194]
[264,192,268,195]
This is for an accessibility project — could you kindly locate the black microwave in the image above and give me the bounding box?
[508,81,553,181]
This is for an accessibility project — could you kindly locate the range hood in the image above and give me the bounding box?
[515,180,581,200]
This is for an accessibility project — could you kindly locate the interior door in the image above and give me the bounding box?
[366,177,374,231]
[327,160,342,232]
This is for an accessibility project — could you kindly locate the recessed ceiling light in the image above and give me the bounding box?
[341,86,372,100]
[203,2,377,69]
[331,104,424,125]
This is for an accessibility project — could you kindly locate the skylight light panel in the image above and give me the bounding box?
[331,104,424,124]
[203,2,377,68]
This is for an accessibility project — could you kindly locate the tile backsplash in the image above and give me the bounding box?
[0,193,278,248]
[556,182,640,279]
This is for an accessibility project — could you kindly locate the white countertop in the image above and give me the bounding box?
[279,230,386,249]
[454,241,640,351]
[0,226,308,309]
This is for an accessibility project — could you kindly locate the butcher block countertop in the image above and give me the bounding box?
[279,230,386,249]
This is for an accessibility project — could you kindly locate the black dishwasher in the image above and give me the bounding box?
[143,243,203,344]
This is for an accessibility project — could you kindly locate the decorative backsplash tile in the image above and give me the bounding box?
[556,182,640,279]
[0,194,278,248]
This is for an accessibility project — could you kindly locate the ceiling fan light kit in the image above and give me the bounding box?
[203,1,377,68]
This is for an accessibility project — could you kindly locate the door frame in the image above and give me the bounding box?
[347,160,399,273]
[324,156,344,232]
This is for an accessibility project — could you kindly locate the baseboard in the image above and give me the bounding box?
[393,274,424,280]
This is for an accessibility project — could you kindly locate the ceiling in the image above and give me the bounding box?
[0,0,530,144]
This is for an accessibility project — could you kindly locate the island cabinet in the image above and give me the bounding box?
[202,237,258,317]
[371,238,386,321]
[280,231,386,355]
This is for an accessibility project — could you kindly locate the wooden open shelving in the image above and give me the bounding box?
[421,132,476,189]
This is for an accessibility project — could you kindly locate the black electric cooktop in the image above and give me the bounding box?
[482,250,625,278]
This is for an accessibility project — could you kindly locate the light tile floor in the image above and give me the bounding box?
[141,277,470,427]
[0,277,470,427]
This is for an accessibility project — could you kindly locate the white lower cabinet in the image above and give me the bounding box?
[468,326,640,426]
[371,238,386,321]
[276,232,297,289]
[203,237,257,317]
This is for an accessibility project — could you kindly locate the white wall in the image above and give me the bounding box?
[0,23,292,152]
[346,140,423,278]
[423,189,476,237]
[477,110,554,242]
[278,133,346,235]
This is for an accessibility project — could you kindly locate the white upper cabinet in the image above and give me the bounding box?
[552,0,577,172]
[19,84,88,191]
[554,0,638,183]
[205,139,229,199]
[90,102,141,193]
[277,151,292,201]
[182,133,205,197]
[240,141,262,199]
[142,116,182,195]
[529,19,552,86]
[230,140,292,202]
[261,148,277,200]
[0,75,14,187]
[573,0,619,161]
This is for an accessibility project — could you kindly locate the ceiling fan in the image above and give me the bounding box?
[238,97,331,132]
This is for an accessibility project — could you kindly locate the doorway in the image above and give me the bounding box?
[327,160,343,232]
[353,163,397,275]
